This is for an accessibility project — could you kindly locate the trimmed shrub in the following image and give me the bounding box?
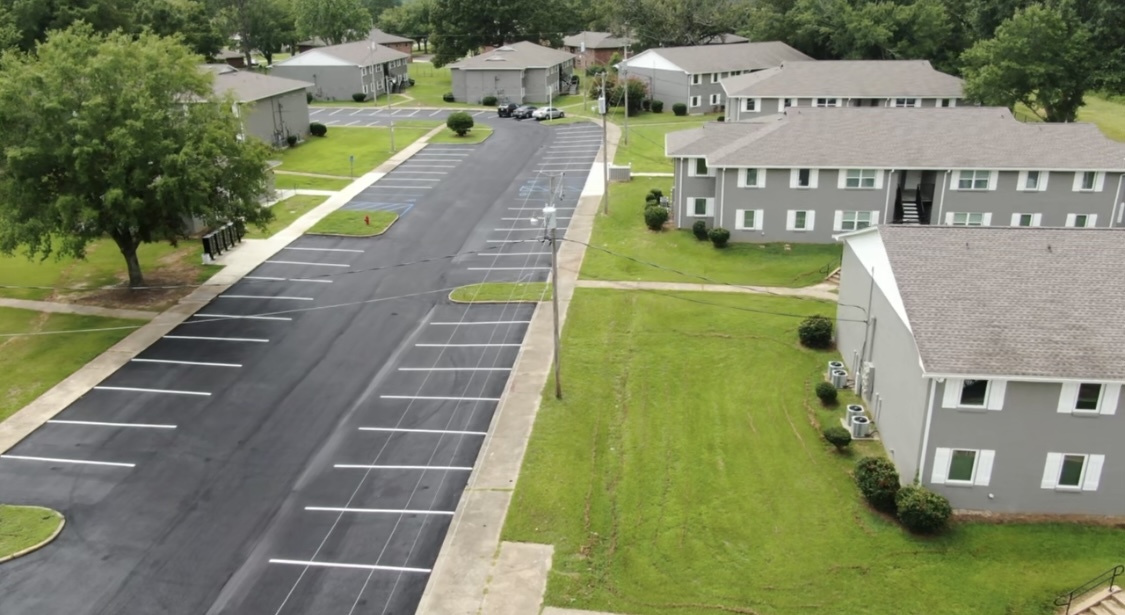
[823,425,852,451]
[672,102,687,116]
[352,92,367,102]
[306,92,313,103]
[855,456,901,513]
[285,134,298,147]
[648,188,664,201]
[446,111,474,136]
[442,92,455,102]
[692,219,709,241]
[482,95,498,106]
[645,195,658,208]
[815,381,838,405]
[798,315,834,349]
[641,98,652,111]
[309,122,327,137]
[708,227,730,248]
[896,485,952,534]
[718,115,725,122]
[652,100,664,113]
[643,205,668,231]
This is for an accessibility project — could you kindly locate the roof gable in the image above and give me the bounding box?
[623,41,813,75]
[278,41,408,67]
[722,60,964,98]
[448,41,575,70]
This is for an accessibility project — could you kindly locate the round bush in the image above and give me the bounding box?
[822,425,852,450]
[446,111,474,136]
[815,381,838,405]
[642,98,652,111]
[306,92,313,103]
[285,134,298,147]
[708,227,730,248]
[442,92,455,102]
[309,122,327,137]
[692,219,709,241]
[895,485,952,534]
[643,205,668,231]
[798,315,834,349]
[855,456,901,513]
[672,102,687,116]
[648,188,663,201]
[644,195,658,208]
[482,95,498,106]
[352,92,367,102]
[718,115,725,122]
[652,100,664,113]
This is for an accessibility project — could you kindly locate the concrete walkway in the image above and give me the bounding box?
[631,172,673,177]
[272,170,351,179]
[0,298,158,321]
[0,123,447,456]
[577,279,839,302]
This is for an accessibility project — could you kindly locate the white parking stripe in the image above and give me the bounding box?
[429,109,442,116]
[330,109,343,116]
[345,120,359,126]
[376,178,439,182]
[305,506,455,515]
[268,559,431,574]
[473,111,486,117]
[164,335,269,343]
[359,426,490,434]
[493,228,542,232]
[132,358,242,367]
[291,278,334,283]
[48,420,177,429]
[1,454,135,468]
[415,343,522,347]
[430,321,530,325]
[392,171,448,175]
[477,252,548,256]
[265,260,350,267]
[468,266,550,271]
[283,247,364,253]
[193,314,293,321]
[417,152,469,156]
[501,217,570,221]
[486,240,529,243]
[334,464,473,471]
[219,295,313,301]
[509,207,573,211]
[245,276,334,283]
[397,367,510,372]
[379,395,501,401]
[95,386,210,397]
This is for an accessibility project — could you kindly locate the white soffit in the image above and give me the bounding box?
[846,230,910,331]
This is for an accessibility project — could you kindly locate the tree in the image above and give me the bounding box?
[378,0,433,49]
[607,0,753,50]
[961,2,1096,122]
[0,25,274,287]
[0,0,134,51]
[363,0,399,24]
[220,0,297,66]
[294,0,372,45]
[446,111,473,135]
[131,0,227,59]
[429,0,565,67]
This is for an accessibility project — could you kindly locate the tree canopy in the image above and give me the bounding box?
[293,0,372,45]
[377,0,432,42]
[219,0,297,65]
[429,0,568,67]
[0,24,274,287]
[605,0,753,49]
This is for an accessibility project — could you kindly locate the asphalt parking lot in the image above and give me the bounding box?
[309,106,478,127]
[0,117,601,614]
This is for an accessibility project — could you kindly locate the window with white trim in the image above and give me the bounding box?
[956,170,992,191]
[790,168,818,189]
[836,211,876,232]
[710,73,720,84]
[787,210,814,231]
[937,98,958,108]
[941,378,1006,410]
[689,197,714,217]
[709,93,721,105]
[893,97,919,107]
[947,212,990,226]
[1065,213,1097,227]
[815,97,839,107]
[1074,171,1103,192]
[783,98,795,108]
[738,168,764,188]
[1041,453,1104,491]
[931,448,996,486]
[1018,170,1049,191]
[844,169,877,189]
[688,157,713,177]
[361,67,368,75]
[720,71,729,79]
[734,209,763,231]
[742,98,759,112]
[691,74,701,85]
[690,95,701,107]
[1011,213,1042,227]
[1057,382,1120,416]
[362,83,369,94]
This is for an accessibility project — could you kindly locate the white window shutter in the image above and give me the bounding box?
[1017,171,1029,191]
[1039,171,1050,192]
[945,212,955,225]
[754,210,764,230]
[941,379,961,408]
[737,170,746,188]
[1101,384,1120,415]
[786,210,796,231]
[1088,214,1098,226]
[1010,213,1022,226]
[806,210,816,230]
[1095,172,1106,192]
[789,169,799,188]
[975,450,995,486]
[869,211,879,225]
[833,210,844,231]
[987,171,998,191]
[810,169,819,189]
[837,170,848,190]
[931,448,952,484]
[1082,454,1105,491]
[1072,172,1084,192]
[950,172,961,190]
[1058,383,1078,413]
[986,380,1006,410]
[874,170,884,190]
[1041,453,1063,489]
[758,169,766,188]
[981,212,993,226]
[1065,213,1077,227]
[1032,213,1043,226]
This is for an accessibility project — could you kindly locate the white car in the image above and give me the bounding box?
[533,107,565,120]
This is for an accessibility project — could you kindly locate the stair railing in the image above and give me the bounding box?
[1054,564,1124,615]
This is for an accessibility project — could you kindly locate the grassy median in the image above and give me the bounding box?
[0,505,63,559]
[449,282,551,303]
[307,210,397,236]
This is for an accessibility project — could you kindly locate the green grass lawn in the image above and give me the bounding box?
[310,93,412,107]
[408,62,486,107]
[1015,94,1125,142]
[246,195,329,238]
[504,289,1124,615]
[582,179,841,287]
[449,282,551,303]
[307,210,396,236]
[272,175,352,192]
[0,505,63,558]
[0,308,143,422]
[279,127,433,177]
[429,126,493,144]
[614,120,707,173]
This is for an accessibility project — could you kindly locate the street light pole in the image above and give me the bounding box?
[622,31,629,146]
[600,72,609,216]
[386,73,395,152]
[543,174,563,400]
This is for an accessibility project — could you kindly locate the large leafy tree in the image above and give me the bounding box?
[220,0,297,65]
[131,0,227,58]
[0,25,274,287]
[294,0,372,45]
[607,0,753,50]
[961,2,1096,122]
[378,0,432,49]
[429,0,566,67]
[363,0,399,24]
[0,0,133,51]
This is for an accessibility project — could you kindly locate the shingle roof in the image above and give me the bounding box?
[666,107,1125,170]
[562,31,632,49]
[722,60,963,98]
[211,69,312,102]
[624,41,812,75]
[700,33,749,44]
[370,28,413,45]
[281,41,408,67]
[874,226,1125,380]
[664,119,778,156]
[448,41,575,70]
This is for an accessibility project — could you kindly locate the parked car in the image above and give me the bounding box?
[511,105,538,120]
[498,102,518,117]
[533,107,565,120]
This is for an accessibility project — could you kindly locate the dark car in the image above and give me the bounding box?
[512,105,538,120]
[497,102,518,117]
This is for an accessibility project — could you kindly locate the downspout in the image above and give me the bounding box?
[675,158,683,228]
[916,378,938,484]
[1112,172,1124,226]
[855,266,875,387]
[718,167,725,228]
[935,170,951,225]
[882,170,895,223]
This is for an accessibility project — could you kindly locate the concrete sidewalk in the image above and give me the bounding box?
[0,124,446,456]
[576,279,839,302]
[0,298,158,321]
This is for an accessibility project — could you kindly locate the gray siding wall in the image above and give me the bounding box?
[687,76,727,113]
[454,69,524,103]
[726,96,963,122]
[836,246,930,482]
[242,89,310,145]
[271,65,359,101]
[937,170,1122,227]
[925,380,1124,515]
[628,67,688,109]
[674,159,717,228]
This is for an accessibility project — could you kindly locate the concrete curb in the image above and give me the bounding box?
[574,280,838,302]
[306,212,400,238]
[0,507,65,564]
[0,298,158,321]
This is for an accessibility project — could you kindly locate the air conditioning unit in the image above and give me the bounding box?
[846,404,865,426]
[830,369,848,389]
[851,415,872,438]
[827,360,844,381]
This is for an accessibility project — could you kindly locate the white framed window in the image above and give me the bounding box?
[783,98,796,108]
[952,170,996,191]
[710,73,720,84]
[734,209,763,231]
[362,83,369,94]
[1041,453,1104,491]
[688,197,714,217]
[1017,170,1049,192]
[690,95,701,108]
[941,378,1006,410]
[840,169,880,189]
[709,93,721,105]
[892,97,919,108]
[1065,213,1097,227]
[946,212,991,226]
[737,168,764,188]
[931,448,995,486]
[720,71,729,79]
[789,168,818,189]
[1057,382,1120,416]
[742,98,760,112]
[1072,171,1105,192]
[688,157,713,177]
[691,74,701,85]
[815,97,840,107]
[937,98,958,108]
[833,210,879,232]
[1010,213,1042,227]
[786,210,814,231]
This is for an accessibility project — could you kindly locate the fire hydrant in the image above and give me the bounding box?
[364,215,370,226]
